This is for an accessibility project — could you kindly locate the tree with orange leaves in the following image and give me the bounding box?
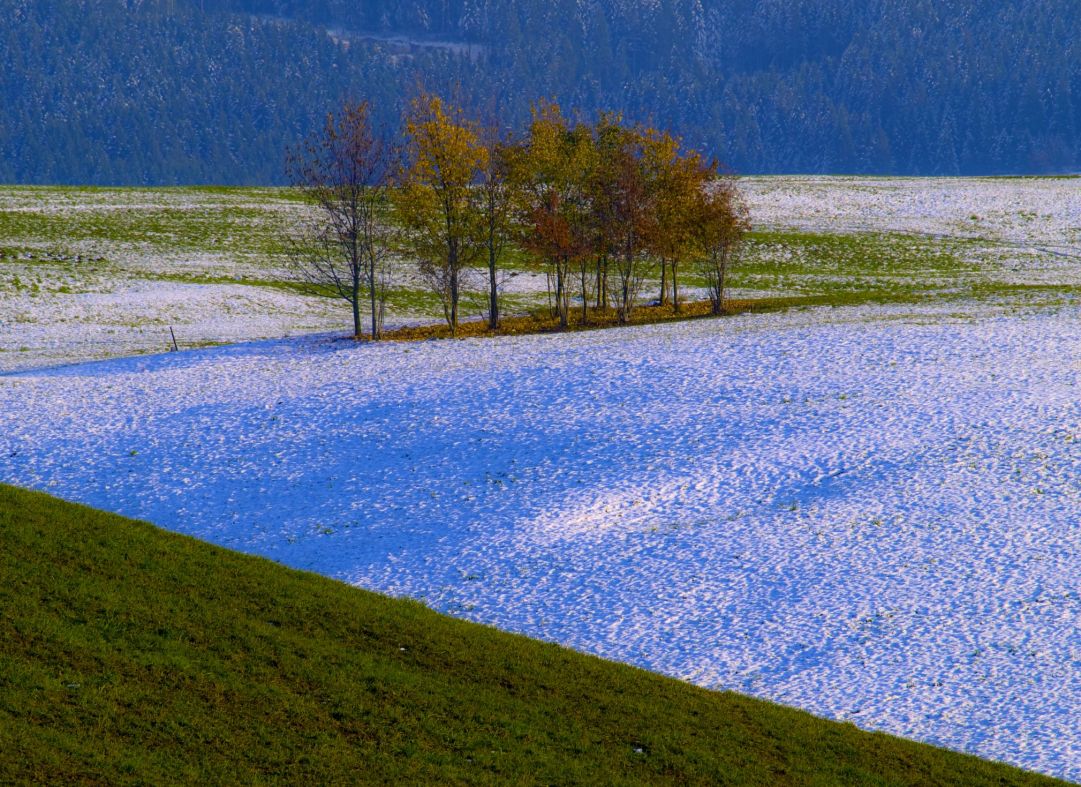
[513,100,594,330]
[692,177,750,316]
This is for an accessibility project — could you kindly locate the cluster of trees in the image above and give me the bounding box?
[289,95,748,339]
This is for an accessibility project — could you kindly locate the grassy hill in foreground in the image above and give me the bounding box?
[0,484,1063,785]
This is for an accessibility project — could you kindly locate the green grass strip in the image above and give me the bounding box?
[0,484,1064,784]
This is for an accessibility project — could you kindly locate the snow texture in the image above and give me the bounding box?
[2,303,1079,780]
[742,175,1081,248]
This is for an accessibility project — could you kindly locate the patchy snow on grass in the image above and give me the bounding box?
[0,186,568,370]
[743,177,1081,290]
[0,280,350,373]
[2,304,1079,780]
[742,175,1081,246]
[5,178,1081,371]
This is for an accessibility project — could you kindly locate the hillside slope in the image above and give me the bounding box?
[3,0,1081,183]
[0,483,1063,784]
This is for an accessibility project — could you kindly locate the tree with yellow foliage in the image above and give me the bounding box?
[642,130,715,314]
[396,92,488,336]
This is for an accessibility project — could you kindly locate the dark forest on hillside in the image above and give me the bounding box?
[3,0,1080,183]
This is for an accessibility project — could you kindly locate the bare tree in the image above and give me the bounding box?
[287,101,395,339]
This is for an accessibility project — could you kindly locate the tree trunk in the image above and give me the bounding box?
[601,258,608,310]
[659,259,668,306]
[449,240,460,337]
[564,262,571,324]
[450,268,459,337]
[595,257,603,310]
[488,241,499,330]
[580,265,589,324]
[351,263,362,338]
[620,243,633,324]
[710,249,724,316]
[562,261,570,328]
[368,263,379,340]
[718,247,727,315]
[672,260,680,314]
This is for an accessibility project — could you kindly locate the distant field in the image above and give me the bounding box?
[3,177,1081,370]
[0,484,1062,785]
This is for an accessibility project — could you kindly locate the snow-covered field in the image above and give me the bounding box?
[742,176,1081,292]
[4,177,1081,778]
[0,188,343,371]
[743,175,1081,248]
[0,280,348,370]
[2,303,1079,780]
